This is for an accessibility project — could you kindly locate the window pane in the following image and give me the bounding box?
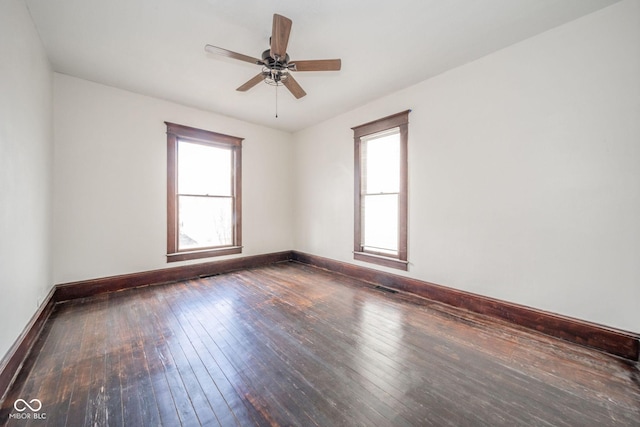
[362,194,398,254]
[178,140,231,196]
[363,130,400,194]
[178,196,233,250]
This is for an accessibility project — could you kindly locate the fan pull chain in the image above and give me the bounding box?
[275,84,279,118]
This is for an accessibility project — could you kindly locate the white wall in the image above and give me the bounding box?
[53,74,294,284]
[0,0,53,360]
[293,0,640,333]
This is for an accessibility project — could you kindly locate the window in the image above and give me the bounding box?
[166,122,242,262]
[353,110,409,270]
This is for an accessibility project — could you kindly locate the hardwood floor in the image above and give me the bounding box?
[1,262,639,426]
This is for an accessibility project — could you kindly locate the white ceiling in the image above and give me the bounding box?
[25,0,619,132]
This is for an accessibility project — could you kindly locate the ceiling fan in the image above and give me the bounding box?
[205,14,341,99]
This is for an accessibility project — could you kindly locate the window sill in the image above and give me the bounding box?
[353,251,408,271]
[167,246,242,262]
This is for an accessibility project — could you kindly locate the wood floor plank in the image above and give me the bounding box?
[134,290,183,427]
[119,296,150,427]
[43,305,92,426]
[63,299,100,426]
[214,273,416,426]
[2,262,638,426]
[125,292,166,427]
[262,266,640,422]
[232,268,471,424]
[179,280,324,427]
[161,284,272,427]
[145,295,203,426]
[241,266,640,426]
[102,294,125,427]
[1,307,77,426]
[152,288,227,426]
[83,297,111,427]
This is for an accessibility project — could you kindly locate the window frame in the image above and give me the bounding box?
[353,110,410,270]
[165,122,243,262]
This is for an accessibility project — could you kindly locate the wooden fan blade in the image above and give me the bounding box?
[205,44,261,65]
[291,59,341,72]
[236,73,265,92]
[270,14,292,60]
[283,74,306,99]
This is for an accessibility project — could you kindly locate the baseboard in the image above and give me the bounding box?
[291,251,640,361]
[2,248,637,404]
[0,286,56,404]
[54,251,292,302]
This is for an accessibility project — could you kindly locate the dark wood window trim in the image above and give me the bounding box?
[166,122,243,262]
[353,110,410,271]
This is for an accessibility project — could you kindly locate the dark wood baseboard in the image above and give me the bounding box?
[0,286,56,403]
[291,251,640,361]
[54,251,292,302]
[2,247,637,405]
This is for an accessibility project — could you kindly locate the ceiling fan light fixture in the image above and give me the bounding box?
[263,68,289,86]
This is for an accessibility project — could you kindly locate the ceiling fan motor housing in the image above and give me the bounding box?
[262,49,290,70]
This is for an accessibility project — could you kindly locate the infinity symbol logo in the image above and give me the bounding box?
[13,398,42,412]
